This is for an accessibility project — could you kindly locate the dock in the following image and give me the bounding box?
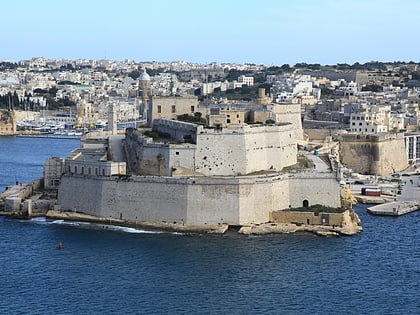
[367,201,420,216]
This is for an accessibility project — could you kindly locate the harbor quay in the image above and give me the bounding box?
[367,201,420,216]
[364,171,420,216]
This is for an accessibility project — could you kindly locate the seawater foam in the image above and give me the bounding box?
[29,216,183,235]
[30,217,47,223]
[91,223,169,234]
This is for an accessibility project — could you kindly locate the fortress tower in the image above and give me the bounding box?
[138,68,151,122]
[107,104,117,135]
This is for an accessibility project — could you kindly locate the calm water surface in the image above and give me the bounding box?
[0,136,419,314]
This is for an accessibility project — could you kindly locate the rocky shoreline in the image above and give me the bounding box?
[239,222,362,236]
[0,209,362,236]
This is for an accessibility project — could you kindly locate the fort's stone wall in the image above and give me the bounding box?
[340,133,408,175]
[288,174,341,208]
[58,173,341,225]
[267,103,304,140]
[124,123,297,177]
[270,211,345,226]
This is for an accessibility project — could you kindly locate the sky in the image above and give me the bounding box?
[2,0,419,65]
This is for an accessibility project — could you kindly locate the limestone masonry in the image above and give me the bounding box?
[54,99,350,228]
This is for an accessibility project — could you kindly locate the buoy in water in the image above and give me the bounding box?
[57,242,63,250]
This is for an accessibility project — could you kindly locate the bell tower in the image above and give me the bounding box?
[138,68,151,122]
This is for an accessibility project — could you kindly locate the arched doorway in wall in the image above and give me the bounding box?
[303,200,309,208]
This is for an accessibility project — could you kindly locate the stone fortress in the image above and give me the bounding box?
[47,71,356,232]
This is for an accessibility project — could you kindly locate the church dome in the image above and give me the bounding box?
[138,69,150,81]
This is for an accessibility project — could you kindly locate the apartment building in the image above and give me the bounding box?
[349,105,404,133]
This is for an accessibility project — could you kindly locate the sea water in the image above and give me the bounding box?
[0,136,419,314]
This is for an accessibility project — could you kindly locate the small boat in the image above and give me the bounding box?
[57,242,63,250]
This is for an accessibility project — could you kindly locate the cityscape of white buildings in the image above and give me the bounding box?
[1,57,420,166]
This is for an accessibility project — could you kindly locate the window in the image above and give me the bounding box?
[227,119,231,123]
[172,105,176,113]
[176,152,179,155]
[191,106,195,112]
[157,105,161,113]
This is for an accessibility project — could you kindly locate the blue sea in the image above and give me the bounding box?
[0,136,419,314]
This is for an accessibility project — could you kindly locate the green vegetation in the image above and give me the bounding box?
[0,88,75,111]
[177,112,206,125]
[245,170,277,176]
[224,69,252,81]
[0,62,18,71]
[57,80,80,85]
[206,83,271,101]
[362,84,383,92]
[320,85,335,97]
[128,67,166,80]
[144,130,171,139]
[286,204,344,215]
[0,91,20,109]
[281,155,314,172]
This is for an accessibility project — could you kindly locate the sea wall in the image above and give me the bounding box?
[1,179,42,212]
[270,211,345,226]
[58,172,341,225]
[288,173,341,208]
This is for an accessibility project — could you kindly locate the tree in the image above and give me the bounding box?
[320,86,334,98]
[48,87,58,96]
[362,84,383,92]
[307,63,321,70]
[294,62,308,69]
[411,71,420,80]
[128,70,140,80]
[225,69,250,81]
[281,64,291,71]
